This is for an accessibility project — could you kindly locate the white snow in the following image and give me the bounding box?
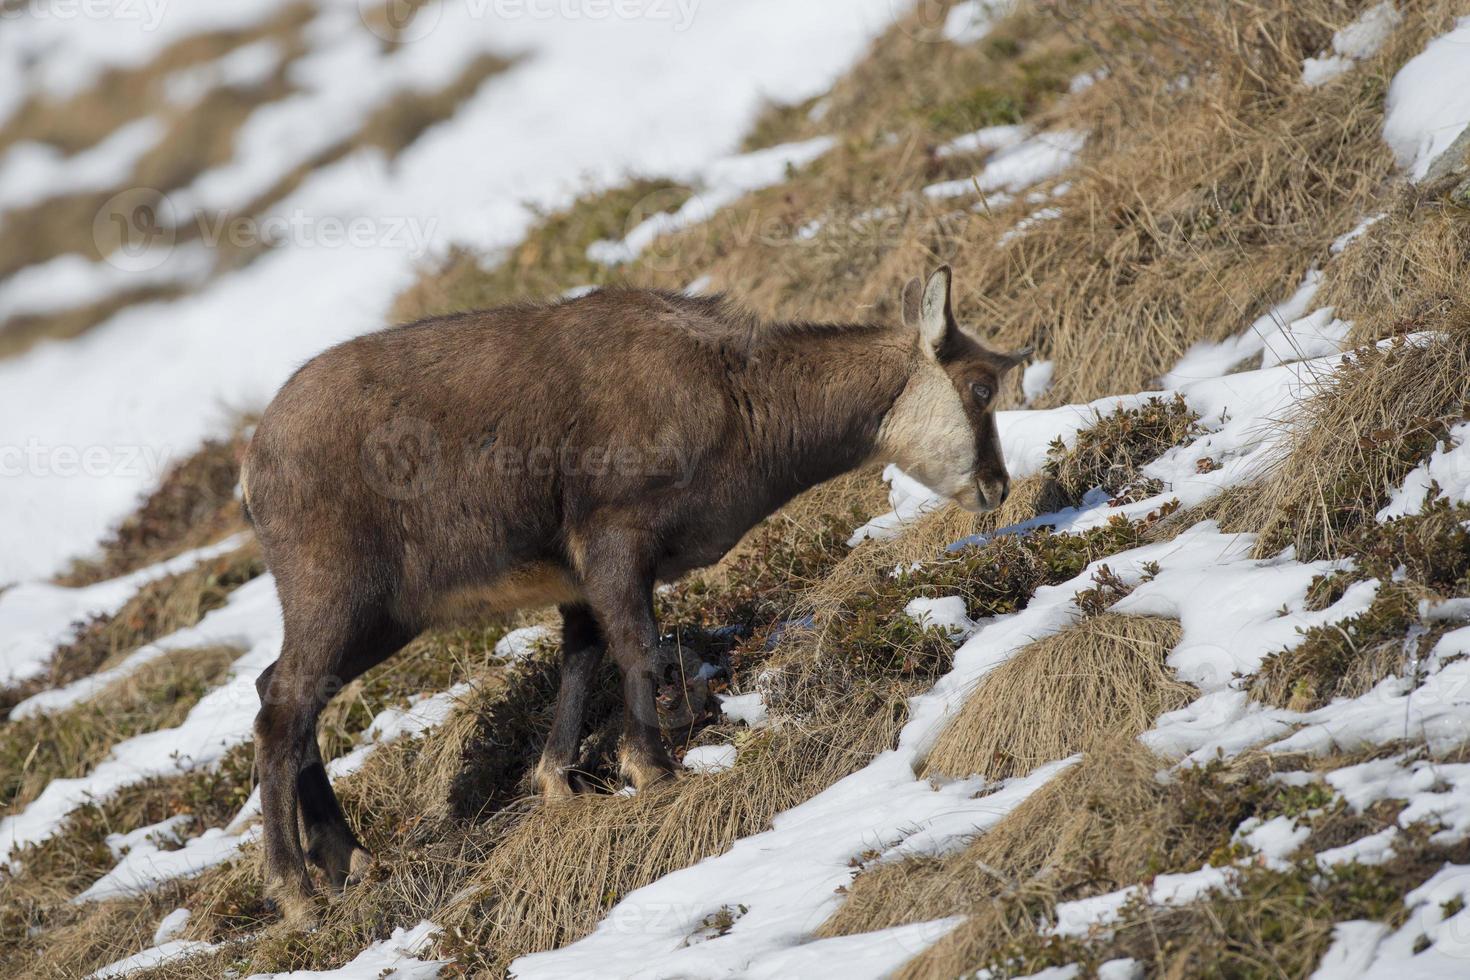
[511,756,1064,978]
[0,244,215,324]
[9,7,1470,977]
[1377,421,1470,519]
[106,814,193,860]
[904,595,974,641]
[1383,16,1470,180]
[80,825,263,903]
[1161,271,1321,386]
[0,0,295,106]
[0,533,247,687]
[740,918,963,980]
[996,205,1061,247]
[75,681,472,901]
[1331,213,1386,254]
[163,38,287,106]
[0,575,281,864]
[87,938,220,980]
[1310,920,1393,979]
[942,0,1010,45]
[718,691,768,728]
[1022,359,1054,405]
[0,116,164,212]
[924,130,1086,201]
[1315,864,1470,977]
[1301,2,1401,88]
[13,565,271,718]
[493,625,551,661]
[935,123,1030,159]
[153,906,193,944]
[586,137,837,266]
[1259,306,1352,368]
[244,920,448,980]
[683,745,737,774]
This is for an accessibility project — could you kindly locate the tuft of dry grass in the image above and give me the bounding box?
[922,614,1190,781]
[1320,189,1470,348]
[1217,331,1470,560]
[437,686,906,974]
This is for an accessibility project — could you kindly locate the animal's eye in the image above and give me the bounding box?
[971,382,992,404]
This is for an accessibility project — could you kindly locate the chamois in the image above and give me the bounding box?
[243,266,1029,922]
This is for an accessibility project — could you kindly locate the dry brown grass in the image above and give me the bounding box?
[1321,188,1470,347]
[1215,330,1470,560]
[921,614,1191,780]
[546,0,1430,411]
[437,687,906,973]
[829,741,1411,978]
[822,740,1177,941]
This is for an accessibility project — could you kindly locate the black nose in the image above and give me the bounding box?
[999,479,1010,505]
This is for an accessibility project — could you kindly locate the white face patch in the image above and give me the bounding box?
[874,359,978,503]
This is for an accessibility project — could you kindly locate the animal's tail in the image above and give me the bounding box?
[238,452,255,526]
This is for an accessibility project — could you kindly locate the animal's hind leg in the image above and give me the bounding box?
[298,618,414,890]
[535,604,604,799]
[255,641,326,926]
[254,594,392,926]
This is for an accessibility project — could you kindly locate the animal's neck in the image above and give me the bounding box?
[736,324,915,499]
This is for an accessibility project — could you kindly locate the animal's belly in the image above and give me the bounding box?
[430,562,582,621]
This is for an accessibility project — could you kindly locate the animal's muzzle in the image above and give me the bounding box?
[976,475,1009,512]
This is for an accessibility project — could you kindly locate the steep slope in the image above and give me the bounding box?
[1,1,1469,978]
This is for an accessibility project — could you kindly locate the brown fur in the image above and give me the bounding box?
[244,268,1026,919]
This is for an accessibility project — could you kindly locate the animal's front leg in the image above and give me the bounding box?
[576,531,676,791]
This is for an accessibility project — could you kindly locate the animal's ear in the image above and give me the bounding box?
[900,277,922,330]
[918,265,953,359]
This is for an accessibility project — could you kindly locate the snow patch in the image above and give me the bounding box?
[683,745,737,774]
[1301,2,1401,88]
[1383,16,1470,180]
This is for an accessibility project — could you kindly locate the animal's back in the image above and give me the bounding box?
[242,288,747,598]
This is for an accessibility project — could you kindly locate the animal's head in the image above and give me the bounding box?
[878,266,1032,513]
